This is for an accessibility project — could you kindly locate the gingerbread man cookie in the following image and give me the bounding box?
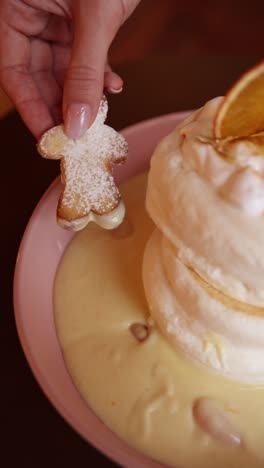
[38,96,128,231]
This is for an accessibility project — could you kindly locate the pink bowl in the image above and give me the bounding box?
[13,112,189,468]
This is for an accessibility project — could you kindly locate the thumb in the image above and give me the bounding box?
[63,0,124,139]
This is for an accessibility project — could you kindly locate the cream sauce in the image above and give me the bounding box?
[54,173,264,468]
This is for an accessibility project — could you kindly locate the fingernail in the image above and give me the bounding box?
[108,85,123,94]
[65,103,91,139]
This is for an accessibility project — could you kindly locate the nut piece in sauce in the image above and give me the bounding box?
[130,323,150,342]
[193,397,242,447]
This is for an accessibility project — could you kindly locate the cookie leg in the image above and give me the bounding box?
[57,200,125,231]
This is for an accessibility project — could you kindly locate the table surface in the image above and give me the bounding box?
[2,56,262,468]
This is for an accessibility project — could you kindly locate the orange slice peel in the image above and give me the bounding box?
[214,61,264,139]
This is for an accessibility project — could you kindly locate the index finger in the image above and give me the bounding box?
[0,22,54,139]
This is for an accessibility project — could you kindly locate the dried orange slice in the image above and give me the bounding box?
[214,61,264,139]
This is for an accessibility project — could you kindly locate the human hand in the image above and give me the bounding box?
[0,0,141,139]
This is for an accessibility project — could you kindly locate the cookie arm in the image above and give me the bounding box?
[103,125,128,164]
[37,125,68,160]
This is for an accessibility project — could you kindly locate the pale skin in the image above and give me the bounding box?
[0,0,141,139]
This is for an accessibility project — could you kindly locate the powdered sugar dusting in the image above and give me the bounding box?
[63,161,120,212]
[38,96,128,216]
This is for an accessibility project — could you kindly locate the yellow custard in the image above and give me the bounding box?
[54,173,264,468]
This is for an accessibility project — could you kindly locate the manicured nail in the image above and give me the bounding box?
[108,85,123,94]
[65,103,91,139]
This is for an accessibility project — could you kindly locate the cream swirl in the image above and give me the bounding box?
[144,97,264,306]
[180,97,264,216]
[143,229,264,383]
[143,97,264,381]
